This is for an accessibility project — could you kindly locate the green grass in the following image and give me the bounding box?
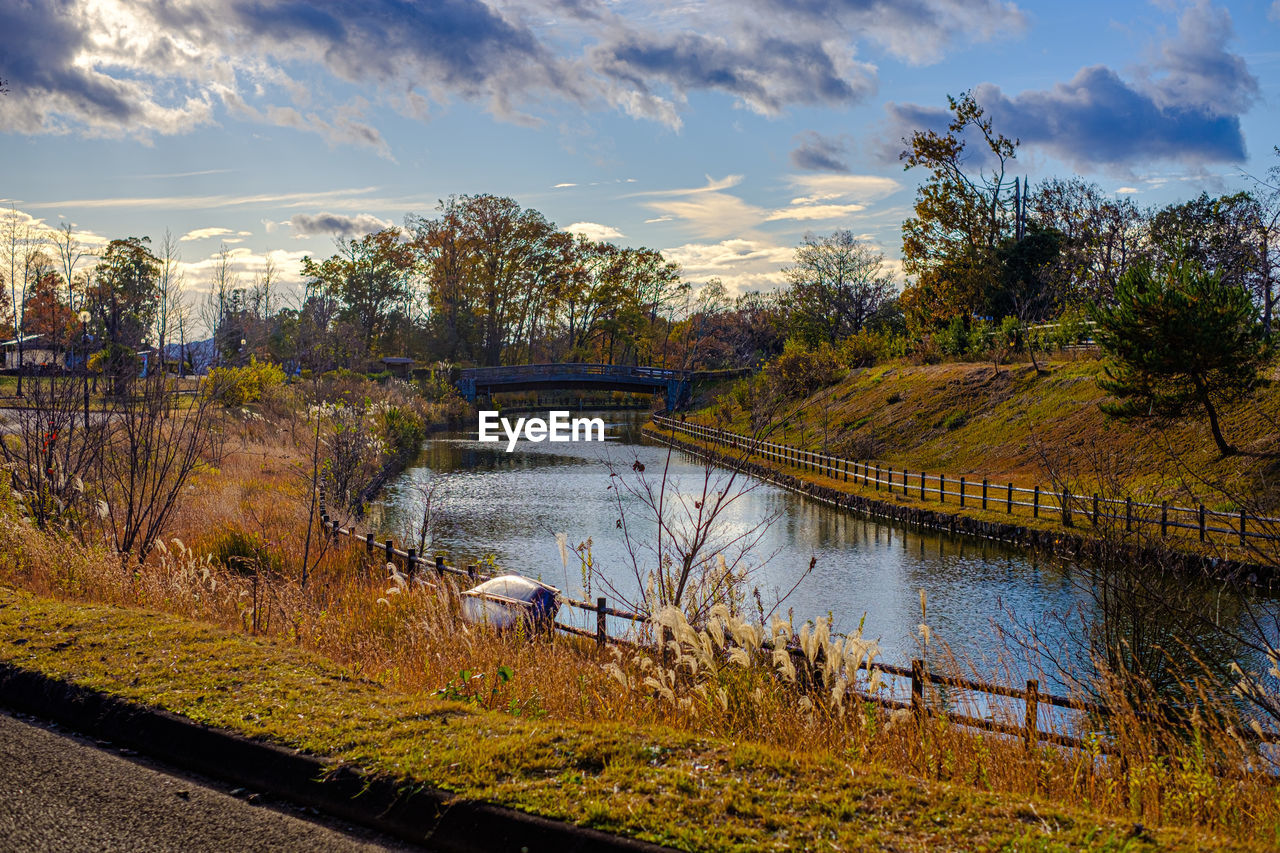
[0,587,1241,852]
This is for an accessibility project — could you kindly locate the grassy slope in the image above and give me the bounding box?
[0,587,1244,853]
[706,358,1280,515]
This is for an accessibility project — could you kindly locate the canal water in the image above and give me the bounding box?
[374,411,1266,684]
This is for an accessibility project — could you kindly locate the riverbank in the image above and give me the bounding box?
[642,420,1275,586]
[702,359,1280,515]
[0,588,1242,852]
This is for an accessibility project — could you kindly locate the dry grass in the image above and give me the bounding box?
[2,404,1280,847]
[713,358,1280,513]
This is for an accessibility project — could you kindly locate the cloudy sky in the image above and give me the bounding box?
[2,0,1278,310]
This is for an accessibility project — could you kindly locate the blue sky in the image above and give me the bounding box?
[2,0,1278,314]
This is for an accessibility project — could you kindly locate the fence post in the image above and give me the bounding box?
[1024,679,1039,752]
[843,459,848,482]
[467,564,479,582]
[1062,489,1072,527]
[874,465,880,490]
[1092,494,1099,527]
[596,597,608,649]
[385,539,394,564]
[920,472,926,501]
[406,548,416,579]
[1126,497,1133,532]
[939,474,945,503]
[982,479,988,510]
[1007,482,1013,514]
[888,467,894,493]
[903,471,908,497]
[366,533,374,556]
[1160,501,1168,536]
[1240,509,1247,546]
[959,477,965,508]
[911,659,925,725]
[435,554,445,576]
[1033,486,1040,518]
[1199,504,1206,542]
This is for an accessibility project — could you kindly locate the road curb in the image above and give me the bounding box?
[0,662,675,853]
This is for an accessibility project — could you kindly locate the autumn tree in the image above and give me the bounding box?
[1031,177,1145,308]
[783,230,895,347]
[89,237,160,391]
[899,91,1018,330]
[301,228,417,363]
[1092,257,1270,457]
[1148,192,1265,301]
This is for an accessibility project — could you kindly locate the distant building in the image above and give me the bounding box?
[380,356,415,378]
[0,334,65,369]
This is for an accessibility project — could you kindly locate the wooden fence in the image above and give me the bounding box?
[652,415,1280,551]
[314,485,1280,753]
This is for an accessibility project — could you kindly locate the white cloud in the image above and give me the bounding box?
[29,186,384,211]
[664,238,793,293]
[564,221,625,241]
[766,204,866,222]
[179,226,235,242]
[1115,186,1140,195]
[633,175,766,239]
[553,182,577,188]
[786,174,901,204]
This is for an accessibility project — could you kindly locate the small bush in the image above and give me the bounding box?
[207,358,287,408]
[204,525,282,575]
[886,392,902,404]
[765,341,838,399]
[377,405,427,456]
[942,411,968,431]
[936,316,970,357]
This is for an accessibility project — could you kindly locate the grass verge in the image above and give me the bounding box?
[0,586,1247,852]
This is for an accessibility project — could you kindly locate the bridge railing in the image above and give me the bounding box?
[460,362,689,382]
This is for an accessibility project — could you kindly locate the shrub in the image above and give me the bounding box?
[936,316,970,357]
[765,341,838,399]
[206,358,287,408]
[376,404,427,456]
[204,525,282,575]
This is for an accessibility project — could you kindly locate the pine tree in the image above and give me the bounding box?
[1092,258,1270,456]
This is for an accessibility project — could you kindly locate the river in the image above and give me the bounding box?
[373,410,1266,686]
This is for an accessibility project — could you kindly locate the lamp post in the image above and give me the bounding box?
[78,310,90,429]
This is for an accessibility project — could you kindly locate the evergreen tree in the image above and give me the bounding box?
[1092,258,1270,456]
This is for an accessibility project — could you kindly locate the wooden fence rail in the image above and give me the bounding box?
[651,415,1278,550]
[314,485,1280,752]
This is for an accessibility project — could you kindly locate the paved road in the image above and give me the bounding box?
[0,710,422,852]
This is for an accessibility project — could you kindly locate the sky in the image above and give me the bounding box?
[2,0,1279,320]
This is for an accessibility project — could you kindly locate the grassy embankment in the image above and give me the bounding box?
[3,371,1280,849]
[0,587,1254,852]
[681,357,1280,560]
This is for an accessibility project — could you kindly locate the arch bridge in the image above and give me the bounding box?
[457,363,693,409]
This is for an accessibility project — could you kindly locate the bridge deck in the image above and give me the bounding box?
[457,363,693,408]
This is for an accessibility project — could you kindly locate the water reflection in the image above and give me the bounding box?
[374,411,1267,684]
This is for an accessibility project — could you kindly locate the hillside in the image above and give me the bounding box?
[703,357,1280,515]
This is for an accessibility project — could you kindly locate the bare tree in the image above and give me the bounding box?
[51,222,90,325]
[0,373,104,529]
[200,245,238,366]
[154,230,185,372]
[1,206,38,395]
[94,373,226,559]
